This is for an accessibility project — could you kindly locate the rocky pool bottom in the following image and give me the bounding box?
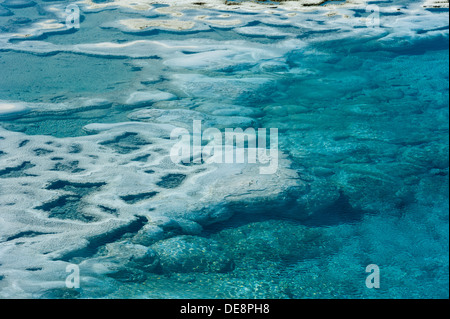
[0,0,449,299]
[43,206,449,299]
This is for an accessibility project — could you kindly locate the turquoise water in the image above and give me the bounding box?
[0,0,448,299]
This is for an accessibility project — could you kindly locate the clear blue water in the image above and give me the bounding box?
[0,0,448,299]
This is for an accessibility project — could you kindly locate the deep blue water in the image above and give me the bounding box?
[0,0,448,299]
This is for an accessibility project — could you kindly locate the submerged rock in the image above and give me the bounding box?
[151,235,234,273]
[100,241,160,272]
[79,241,160,283]
[132,218,203,246]
[211,220,328,265]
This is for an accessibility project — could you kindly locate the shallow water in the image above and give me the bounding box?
[0,0,448,299]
